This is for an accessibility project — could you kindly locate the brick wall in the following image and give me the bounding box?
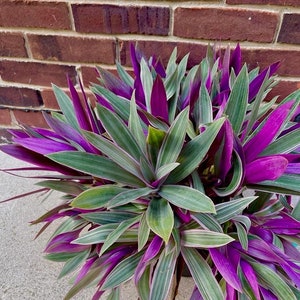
[1,0,300,140]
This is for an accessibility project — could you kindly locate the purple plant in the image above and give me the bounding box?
[1,44,300,300]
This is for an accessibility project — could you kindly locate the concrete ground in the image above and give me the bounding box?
[0,151,193,299]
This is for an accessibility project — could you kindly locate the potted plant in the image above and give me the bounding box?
[1,44,300,300]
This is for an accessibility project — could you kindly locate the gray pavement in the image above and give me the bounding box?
[0,151,193,299]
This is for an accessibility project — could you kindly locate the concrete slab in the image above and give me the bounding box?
[0,151,193,299]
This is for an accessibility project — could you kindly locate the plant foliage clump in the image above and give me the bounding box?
[2,44,300,300]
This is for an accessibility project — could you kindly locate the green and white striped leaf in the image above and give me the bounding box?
[167,118,225,183]
[116,61,134,86]
[96,105,143,161]
[234,221,248,250]
[48,152,144,187]
[181,229,234,248]
[156,107,189,169]
[191,213,223,232]
[100,215,141,255]
[83,131,142,178]
[251,262,297,300]
[156,163,180,180]
[159,185,215,213]
[225,65,249,134]
[81,211,137,225]
[36,180,85,196]
[215,196,257,224]
[137,265,151,300]
[102,250,144,290]
[146,198,174,243]
[72,224,117,245]
[106,288,120,300]
[138,213,151,251]
[140,58,154,111]
[71,185,125,209]
[108,187,153,208]
[149,249,177,300]
[181,247,223,300]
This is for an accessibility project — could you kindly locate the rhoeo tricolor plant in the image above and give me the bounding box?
[1,44,300,299]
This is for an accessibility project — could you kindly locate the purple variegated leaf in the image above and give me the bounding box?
[286,163,300,174]
[8,128,30,138]
[248,62,280,102]
[229,44,242,75]
[245,156,288,184]
[225,283,236,300]
[94,93,114,112]
[282,240,300,261]
[244,100,295,163]
[97,67,133,99]
[190,286,204,300]
[34,128,66,141]
[260,287,278,300]
[220,46,230,91]
[68,77,92,131]
[150,75,168,123]
[152,55,166,78]
[92,290,106,300]
[44,243,89,253]
[43,113,97,153]
[240,259,261,300]
[14,137,76,155]
[209,248,242,292]
[263,213,300,234]
[0,144,78,174]
[249,227,273,244]
[75,256,98,284]
[130,43,142,76]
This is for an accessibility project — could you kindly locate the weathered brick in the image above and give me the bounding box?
[0,61,76,87]
[119,40,207,69]
[226,0,300,6]
[266,80,300,102]
[72,4,170,35]
[242,48,300,77]
[278,14,300,45]
[12,110,48,128]
[0,0,71,30]
[0,32,27,58]
[0,108,12,126]
[28,35,116,64]
[174,7,279,43]
[0,87,43,107]
[81,66,99,87]
[41,89,59,110]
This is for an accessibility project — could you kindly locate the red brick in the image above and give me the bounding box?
[0,87,43,107]
[0,61,76,87]
[12,110,48,128]
[0,32,27,58]
[242,48,300,77]
[0,0,71,30]
[41,89,59,110]
[28,35,116,64]
[72,4,170,35]
[81,66,99,87]
[0,108,12,126]
[174,7,279,43]
[226,0,300,6]
[119,40,207,69]
[266,80,300,102]
[278,14,300,45]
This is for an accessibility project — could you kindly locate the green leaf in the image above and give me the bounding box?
[106,288,120,300]
[58,250,89,279]
[91,84,130,121]
[83,131,142,178]
[129,92,147,154]
[251,262,296,300]
[213,150,243,197]
[191,213,223,232]
[167,118,225,183]
[137,265,151,300]
[149,249,177,300]
[36,180,85,196]
[102,250,144,290]
[181,229,234,248]
[215,196,257,224]
[147,126,166,165]
[234,221,248,250]
[108,187,153,208]
[96,105,144,161]
[52,84,79,131]
[100,215,141,255]
[73,224,118,245]
[225,65,249,134]
[292,200,300,221]
[47,152,144,187]
[45,252,79,262]
[71,185,125,209]
[116,61,134,86]
[261,128,300,155]
[159,185,215,213]
[138,213,151,251]
[156,107,189,169]
[146,198,174,243]
[140,58,153,112]
[81,211,137,225]
[181,247,223,300]
[156,163,180,180]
